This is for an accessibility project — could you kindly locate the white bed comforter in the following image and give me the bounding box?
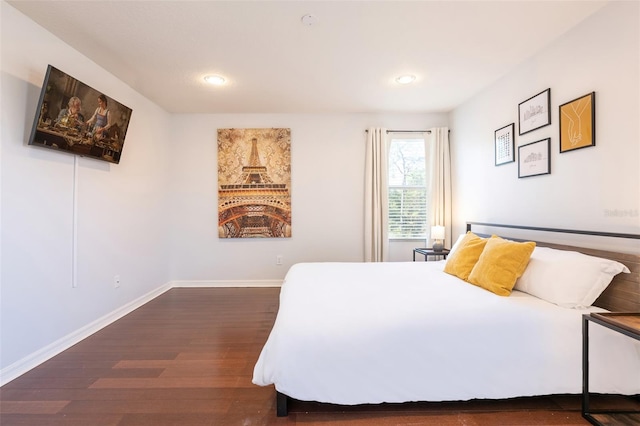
[253,261,640,405]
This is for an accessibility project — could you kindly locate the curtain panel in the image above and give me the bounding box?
[364,128,389,262]
[428,127,452,248]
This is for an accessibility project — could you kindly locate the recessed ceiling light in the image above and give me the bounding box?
[395,74,416,85]
[204,75,226,85]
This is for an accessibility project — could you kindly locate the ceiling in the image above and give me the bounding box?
[7,0,608,114]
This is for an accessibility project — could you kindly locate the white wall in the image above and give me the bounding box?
[1,3,174,375]
[167,113,449,282]
[449,1,639,252]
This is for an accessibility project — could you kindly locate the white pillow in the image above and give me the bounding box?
[448,233,467,257]
[514,246,630,308]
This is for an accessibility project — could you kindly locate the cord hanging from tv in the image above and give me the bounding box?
[28,65,133,164]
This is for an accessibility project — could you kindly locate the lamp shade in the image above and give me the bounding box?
[431,225,445,240]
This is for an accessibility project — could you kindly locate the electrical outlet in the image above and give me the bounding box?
[276,255,283,265]
[114,275,121,288]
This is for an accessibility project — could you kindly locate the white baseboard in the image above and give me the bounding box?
[171,279,282,288]
[0,282,173,387]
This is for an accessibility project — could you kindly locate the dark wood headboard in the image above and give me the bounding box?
[466,222,640,312]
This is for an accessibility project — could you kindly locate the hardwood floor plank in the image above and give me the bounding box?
[89,377,248,389]
[38,360,119,369]
[24,367,165,379]
[24,352,180,362]
[2,377,99,390]
[137,388,238,401]
[59,398,231,414]
[0,414,123,426]
[0,400,69,414]
[1,388,127,402]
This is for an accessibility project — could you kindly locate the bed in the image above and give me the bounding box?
[252,222,640,416]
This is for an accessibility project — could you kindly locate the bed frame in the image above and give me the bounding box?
[275,222,640,416]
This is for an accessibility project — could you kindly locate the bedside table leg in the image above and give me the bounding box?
[582,316,590,419]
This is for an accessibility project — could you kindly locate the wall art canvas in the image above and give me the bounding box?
[218,128,291,238]
[559,92,595,153]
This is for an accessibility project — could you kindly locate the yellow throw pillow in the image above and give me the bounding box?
[443,232,488,281]
[468,236,536,296]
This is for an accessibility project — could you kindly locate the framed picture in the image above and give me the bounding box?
[495,123,515,166]
[518,88,551,135]
[559,92,595,153]
[518,138,550,178]
[217,128,292,238]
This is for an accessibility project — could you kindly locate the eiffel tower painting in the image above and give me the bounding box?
[217,128,291,238]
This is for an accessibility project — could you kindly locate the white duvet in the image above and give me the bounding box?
[253,261,640,405]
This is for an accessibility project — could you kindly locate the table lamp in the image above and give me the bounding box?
[431,225,445,252]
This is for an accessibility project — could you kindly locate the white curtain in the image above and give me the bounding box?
[364,128,389,262]
[428,127,452,248]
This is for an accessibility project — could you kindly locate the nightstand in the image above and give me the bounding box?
[582,312,640,426]
[413,248,450,261]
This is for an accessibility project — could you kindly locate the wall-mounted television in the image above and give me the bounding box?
[28,65,133,164]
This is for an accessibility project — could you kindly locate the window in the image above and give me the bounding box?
[388,136,428,239]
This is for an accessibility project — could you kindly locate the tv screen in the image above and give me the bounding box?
[28,65,133,164]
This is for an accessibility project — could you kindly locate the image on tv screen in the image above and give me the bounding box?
[28,65,133,164]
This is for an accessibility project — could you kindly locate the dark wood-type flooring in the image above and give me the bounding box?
[1,287,638,425]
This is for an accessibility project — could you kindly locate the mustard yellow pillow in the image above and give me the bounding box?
[468,236,536,296]
[443,232,488,281]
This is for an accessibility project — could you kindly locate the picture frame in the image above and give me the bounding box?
[494,123,515,166]
[559,92,595,153]
[518,138,550,178]
[217,128,292,238]
[518,88,551,135]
